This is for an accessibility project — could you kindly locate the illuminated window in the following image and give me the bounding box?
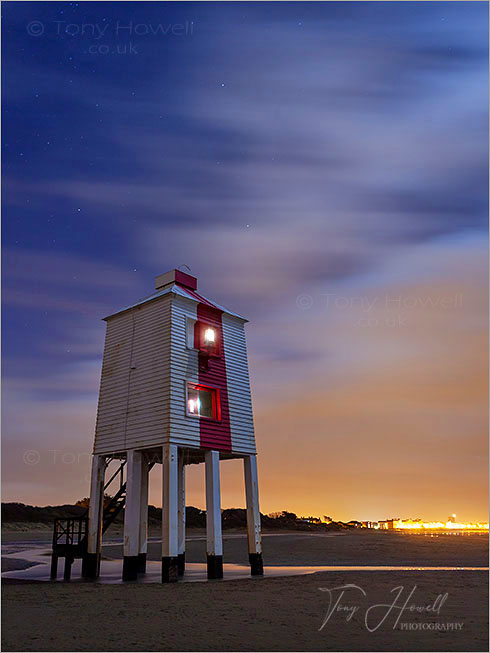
[194,321,220,356]
[186,383,220,420]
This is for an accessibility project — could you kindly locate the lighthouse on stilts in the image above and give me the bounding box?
[83,269,263,582]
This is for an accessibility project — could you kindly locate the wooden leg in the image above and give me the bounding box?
[50,554,58,580]
[123,450,143,581]
[138,456,149,574]
[83,455,105,579]
[205,450,223,579]
[244,455,263,575]
[162,444,179,582]
[177,449,186,576]
[63,555,73,582]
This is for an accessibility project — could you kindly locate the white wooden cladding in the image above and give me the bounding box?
[94,296,172,454]
[222,313,256,454]
[93,289,256,455]
[167,296,200,448]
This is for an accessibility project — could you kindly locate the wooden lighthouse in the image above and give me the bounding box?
[83,269,263,582]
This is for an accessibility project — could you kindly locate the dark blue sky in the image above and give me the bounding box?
[2,2,488,518]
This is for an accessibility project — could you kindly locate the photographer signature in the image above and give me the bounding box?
[318,584,448,632]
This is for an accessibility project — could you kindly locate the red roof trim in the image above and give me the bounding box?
[176,284,221,311]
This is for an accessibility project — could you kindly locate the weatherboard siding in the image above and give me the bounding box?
[222,313,256,455]
[93,295,172,454]
[168,295,201,448]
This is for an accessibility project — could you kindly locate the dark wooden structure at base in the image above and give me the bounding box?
[51,518,88,581]
[50,461,128,581]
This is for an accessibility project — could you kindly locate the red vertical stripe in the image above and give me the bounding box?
[196,304,232,451]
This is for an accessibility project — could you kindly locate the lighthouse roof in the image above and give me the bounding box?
[103,282,247,322]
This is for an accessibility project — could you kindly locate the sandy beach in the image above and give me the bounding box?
[2,530,488,651]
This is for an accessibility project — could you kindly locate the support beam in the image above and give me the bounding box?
[177,449,186,576]
[205,450,223,579]
[244,455,263,575]
[63,555,73,582]
[50,554,58,581]
[123,450,143,581]
[137,455,149,574]
[162,444,179,582]
[82,455,105,579]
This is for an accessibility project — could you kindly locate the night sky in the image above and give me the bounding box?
[2,2,488,520]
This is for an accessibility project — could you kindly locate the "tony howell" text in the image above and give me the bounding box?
[27,20,194,38]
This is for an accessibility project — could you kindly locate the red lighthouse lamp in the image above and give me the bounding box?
[203,327,215,347]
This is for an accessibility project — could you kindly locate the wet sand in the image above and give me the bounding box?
[2,530,488,651]
[3,528,488,568]
[108,528,489,567]
[2,570,488,651]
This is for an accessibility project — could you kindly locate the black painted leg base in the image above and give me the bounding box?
[249,553,264,576]
[81,552,100,579]
[177,552,185,576]
[122,556,139,581]
[162,556,179,583]
[207,554,223,579]
[137,552,147,574]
